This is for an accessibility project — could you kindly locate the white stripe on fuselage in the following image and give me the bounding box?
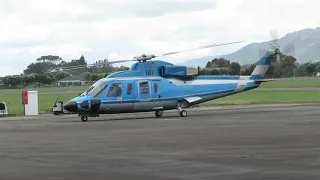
[102,75,251,81]
[100,75,254,86]
[234,80,247,92]
[168,78,253,86]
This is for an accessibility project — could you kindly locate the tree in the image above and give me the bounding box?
[22,75,35,85]
[265,65,275,78]
[83,72,93,81]
[91,74,105,81]
[34,74,54,84]
[230,62,241,75]
[37,55,63,65]
[205,61,213,68]
[305,62,318,76]
[280,55,298,77]
[78,55,87,65]
[55,72,71,80]
[24,62,57,75]
[212,58,230,68]
[3,75,22,87]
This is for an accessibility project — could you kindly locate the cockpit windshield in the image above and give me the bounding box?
[81,80,108,97]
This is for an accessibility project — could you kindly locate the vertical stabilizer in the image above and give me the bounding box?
[250,48,278,80]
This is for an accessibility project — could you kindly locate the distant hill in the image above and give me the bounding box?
[183,27,320,67]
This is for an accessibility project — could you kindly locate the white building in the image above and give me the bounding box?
[57,73,92,87]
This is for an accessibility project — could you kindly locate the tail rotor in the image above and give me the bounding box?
[259,29,296,67]
[253,29,297,79]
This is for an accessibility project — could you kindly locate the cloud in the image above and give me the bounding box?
[0,0,320,76]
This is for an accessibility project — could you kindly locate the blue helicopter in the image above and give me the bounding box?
[59,41,283,122]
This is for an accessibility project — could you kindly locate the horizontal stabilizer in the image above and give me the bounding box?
[254,79,275,82]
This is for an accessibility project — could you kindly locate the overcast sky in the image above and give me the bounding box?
[1,0,320,76]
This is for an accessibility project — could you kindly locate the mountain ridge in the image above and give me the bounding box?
[183,27,320,67]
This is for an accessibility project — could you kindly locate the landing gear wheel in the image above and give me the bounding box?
[179,110,187,117]
[155,110,163,117]
[81,116,88,122]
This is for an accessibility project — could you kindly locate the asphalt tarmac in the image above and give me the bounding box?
[0,104,319,180]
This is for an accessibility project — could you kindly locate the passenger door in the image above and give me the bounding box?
[151,80,163,110]
[138,80,151,100]
[120,82,134,113]
[133,80,152,111]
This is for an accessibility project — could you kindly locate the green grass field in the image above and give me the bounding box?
[260,77,320,88]
[0,77,319,115]
[0,93,77,115]
[204,90,320,106]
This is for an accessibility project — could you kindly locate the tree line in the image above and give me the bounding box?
[199,54,320,78]
[2,53,320,88]
[2,55,129,88]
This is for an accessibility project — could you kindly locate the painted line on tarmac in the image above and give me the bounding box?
[157,118,182,121]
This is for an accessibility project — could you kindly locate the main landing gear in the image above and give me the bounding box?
[179,110,187,117]
[154,109,187,118]
[155,110,164,117]
[81,116,88,122]
[176,100,188,117]
[177,106,188,117]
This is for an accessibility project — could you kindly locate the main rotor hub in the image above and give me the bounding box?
[133,54,156,62]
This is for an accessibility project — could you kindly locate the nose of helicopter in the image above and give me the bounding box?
[64,100,78,112]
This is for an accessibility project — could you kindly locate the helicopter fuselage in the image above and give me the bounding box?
[64,73,260,116]
[62,45,278,121]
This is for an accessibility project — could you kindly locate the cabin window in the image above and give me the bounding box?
[127,83,132,95]
[107,83,122,97]
[139,81,149,94]
[154,83,158,93]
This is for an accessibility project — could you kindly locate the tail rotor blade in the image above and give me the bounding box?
[283,44,295,55]
[270,29,279,47]
[276,53,281,63]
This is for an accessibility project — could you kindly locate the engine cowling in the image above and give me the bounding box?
[160,65,199,77]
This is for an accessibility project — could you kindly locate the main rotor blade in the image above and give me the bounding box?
[158,41,244,57]
[49,59,137,72]
[105,59,136,64]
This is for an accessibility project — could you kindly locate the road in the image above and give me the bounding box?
[0,104,319,180]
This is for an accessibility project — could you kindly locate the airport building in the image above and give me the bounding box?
[57,73,91,87]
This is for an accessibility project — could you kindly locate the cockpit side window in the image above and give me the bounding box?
[107,83,123,97]
[95,85,108,97]
[86,81,108,97]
